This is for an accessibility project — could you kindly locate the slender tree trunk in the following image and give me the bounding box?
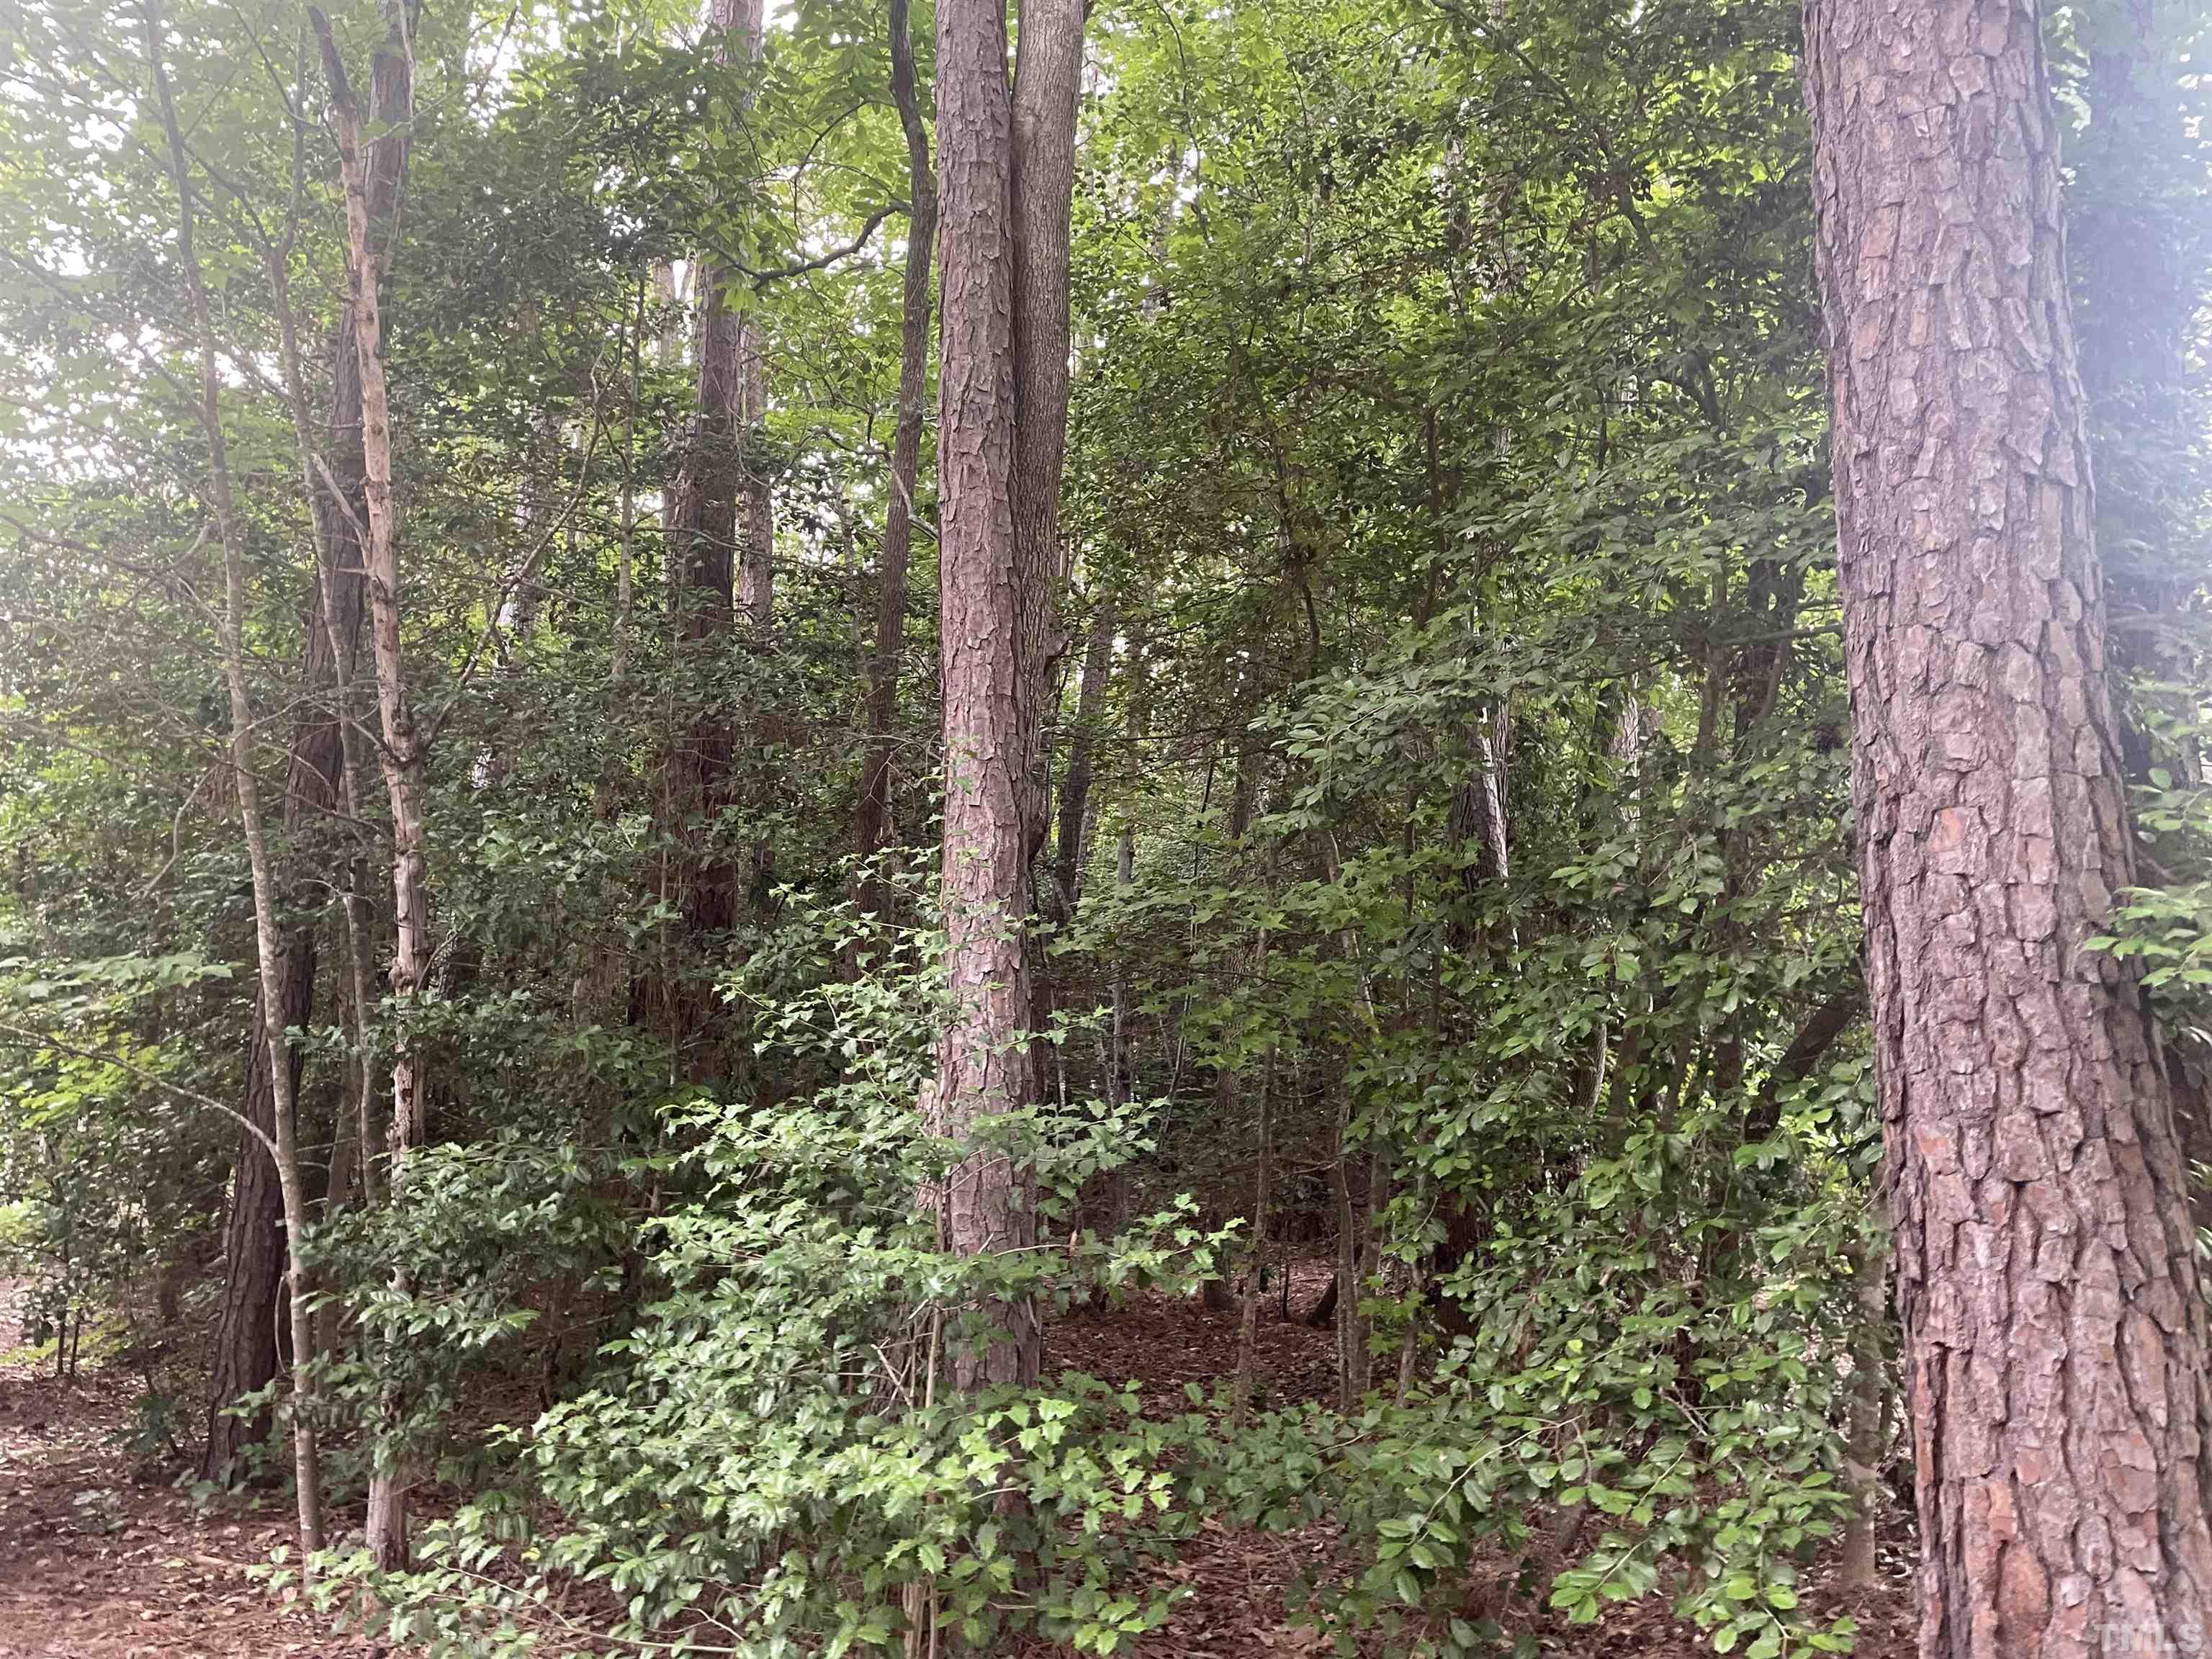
[1841,1185,1892,1596]
[1008,0,1085,867]
[855,0,937,924]
[315,6,433,1573]
[148,6,323,1565]
[1804,5,2212,1654]
[1231,1049,1274,1427]
[201,38,400,1490]
[656,0,768,1058]
[1048,601,1115,923]
[1331,1116,1357,1411]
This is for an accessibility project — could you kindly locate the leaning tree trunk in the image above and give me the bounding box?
[1804,4,2212,1655]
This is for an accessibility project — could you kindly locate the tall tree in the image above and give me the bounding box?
[854,0,937,923]
[930,0,1084,1390]
[199,2,407,1488]
[1804,3,2212,1655]
[658,0,770,1054]
[147,0,325,1563]
[313,3,433,1571]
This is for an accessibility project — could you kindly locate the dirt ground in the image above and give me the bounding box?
[1,1267,1916,1658]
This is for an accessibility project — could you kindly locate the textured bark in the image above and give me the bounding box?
[315,6,431,1573]
[148,5,323,1560]
[1048,600,1115,922]
[657,0,769,1043]
[1804,4,2212,1655]
[932,0,1040,1391]
[1007,0,1085,864]
[854,0,937,922]
[202,24,399,1488]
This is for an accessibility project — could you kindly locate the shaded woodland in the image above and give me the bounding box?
[4,0,2212,1655]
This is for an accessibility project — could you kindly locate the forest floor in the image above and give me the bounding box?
[1,1268,1917,1658]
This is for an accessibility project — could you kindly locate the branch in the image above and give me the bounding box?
[0,1020,279,1164]
[714,201,903,292]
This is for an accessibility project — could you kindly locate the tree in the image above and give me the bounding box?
[1804,2,2212,1653]
[657,0,771,1059]
[929,0,1083,1389]
[313,1,434,1571]
[199,0,407,1490]
[854,0,937,923]
[147,0,325,1564]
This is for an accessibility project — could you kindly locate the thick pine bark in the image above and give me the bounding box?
[854,0,937,922]
[929,0,1080,1391]
[932,0,1043,1391]
[1804,4,2212,1655]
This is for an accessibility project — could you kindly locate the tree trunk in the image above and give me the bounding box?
[1841,1185,1893,1596]
[854,0,937,925]
[200,27,400,1492]
[149,5,324,1564]
[315,7,433,1573]
[1804,4,2212,1654]
[932,0,1040,1391]
[1048,601,1115,923]
[929,0,1082,1393]
[1008,0,1085,867]
[1231,1051,1274,1427]
[656,0,768,1058]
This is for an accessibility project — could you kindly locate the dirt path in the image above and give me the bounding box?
[0,1367,378,1659]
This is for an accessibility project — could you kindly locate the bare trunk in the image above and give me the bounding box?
[1008,0,1084,865]
[655,0,769,1056]
[1048,601,1115,922]
[855,0,937,922]
[1231,1051,1274,1427]
[1841,1185,1892,1596]
[1805,4,2212,1653]
[932,0,1041,1391]
[149,8,323,1563]
[929,0,1082,1392]
[314,6,431,1573]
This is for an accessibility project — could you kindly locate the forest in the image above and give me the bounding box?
[2,0,2210,1654]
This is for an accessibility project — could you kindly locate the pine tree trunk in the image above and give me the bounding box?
[930,0,1082,1393]
[1804,4,2212,1653]
[933,0,1040,1391]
